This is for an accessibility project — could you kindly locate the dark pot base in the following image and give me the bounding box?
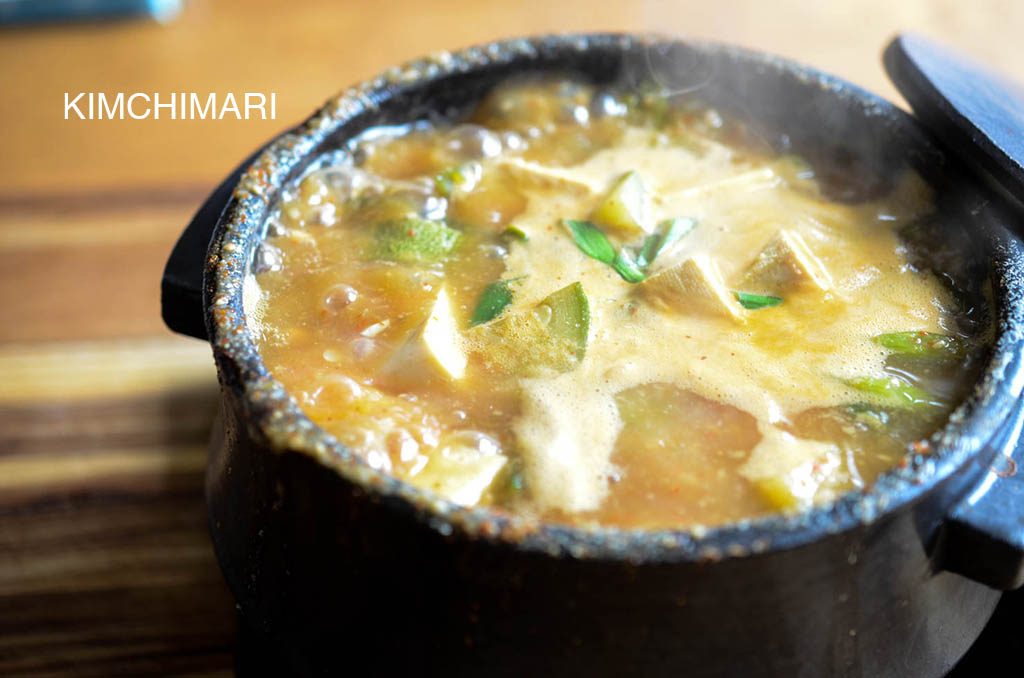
[207,411,1001,677]
[234,594,1023,677]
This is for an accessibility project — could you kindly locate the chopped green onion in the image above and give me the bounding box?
[434,170,456,198]
[564,219,615,264]
[612,249,646,283]
[734,291,783,310]
[502,225,529,241]
[434,166,468,198]
[873,331,965,361]
[636,217,697,269]
[563,217,697,284]
[470,280,515,326]
[637,234,660,269]
[843,376,940,409]
[434,162,482,198]
[564,219,653,283]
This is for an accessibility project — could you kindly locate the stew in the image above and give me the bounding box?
[246,78,988,529]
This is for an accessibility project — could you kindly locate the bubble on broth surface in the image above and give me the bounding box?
[590,91,628,119]
[447,124,503,159]
[321,283,359,312]
[252,243,283,274]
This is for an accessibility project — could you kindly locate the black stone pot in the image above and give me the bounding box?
[161,34,1024,677]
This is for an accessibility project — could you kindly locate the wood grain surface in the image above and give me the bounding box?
[1,1,1022,675]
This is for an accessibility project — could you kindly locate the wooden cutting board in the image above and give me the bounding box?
[2,0,1022,674]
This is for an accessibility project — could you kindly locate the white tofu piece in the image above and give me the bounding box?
[666,167,779,200]
[740,428,842,511]
[640,255,745,320]
[496,158,597,195]
[422,288,466,378]
[409,445,507,506]
[743,229,833,293]
[383,287,466,385]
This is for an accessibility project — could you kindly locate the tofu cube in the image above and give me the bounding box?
[383,287,466,386]
[409,445,507,506]
[742,229,832,293]
[640,255,745,320]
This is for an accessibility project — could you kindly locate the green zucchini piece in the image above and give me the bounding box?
[590,170,652,235]
[371,217,461,264]
[540,281,590,360]
[471,282,590,374]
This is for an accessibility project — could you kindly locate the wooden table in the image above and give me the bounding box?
[2,1,1022,674]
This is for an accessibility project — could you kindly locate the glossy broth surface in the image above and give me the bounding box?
[248,78,988,529]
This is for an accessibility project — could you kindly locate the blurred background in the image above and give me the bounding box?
[1,1,1022,674]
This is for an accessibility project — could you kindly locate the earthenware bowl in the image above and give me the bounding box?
[162,34,1024,676]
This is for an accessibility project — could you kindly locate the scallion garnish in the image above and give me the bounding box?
[502,225,529,241]
[842,376,940,409]
[734,291,783,310]
[564,217,698,284]
[470,280,515,326]
[565,219,616,264]
[434,163,481,198]
[612,249,646,283]
[564,218,648,284]
[636,217,697,269]
[873,331,965,360]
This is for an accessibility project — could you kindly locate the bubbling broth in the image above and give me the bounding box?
[248,77,989,530]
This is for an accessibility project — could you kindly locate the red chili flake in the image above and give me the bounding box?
[911,440,932,455]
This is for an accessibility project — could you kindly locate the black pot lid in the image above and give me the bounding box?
[884,33,1024,210]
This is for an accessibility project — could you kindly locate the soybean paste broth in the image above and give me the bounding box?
[246,78,989,530]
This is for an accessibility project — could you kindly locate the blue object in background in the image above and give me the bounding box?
[0,0,182,25]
